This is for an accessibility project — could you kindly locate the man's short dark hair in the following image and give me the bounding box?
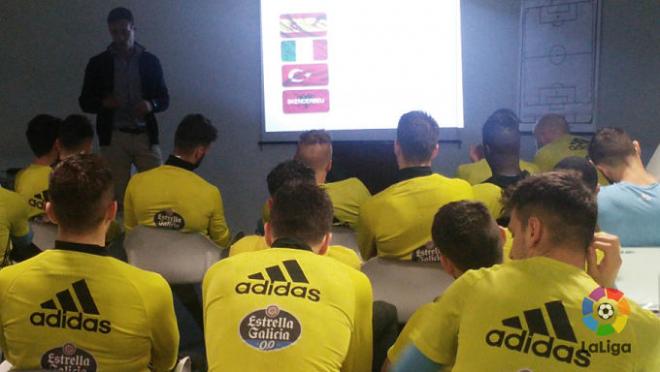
[270,183,333,245]
[49,154,114,234]
[107,7,134,24]
[396,111,440,163]
[432,201,502,272]
[174,114,218,153]
[266,160,315,196]
[26,114,61,157]
[482,108,521,155]
[588,127,636,167]
[502,172,596,250]
[59,115,94,152]
[298,130,332,146]
[554,156,598,192]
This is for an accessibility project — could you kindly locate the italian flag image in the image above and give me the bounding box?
[281,39,327,63]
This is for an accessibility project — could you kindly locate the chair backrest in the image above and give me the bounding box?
[124,226,223,284]
[362,257,453,322]
[330,226,360,258]
[647,144,660,179]
[29,221,57,251]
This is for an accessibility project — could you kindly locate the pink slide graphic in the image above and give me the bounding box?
[283,90,330,114]
[282,64,328,87]
[280,13,327,38]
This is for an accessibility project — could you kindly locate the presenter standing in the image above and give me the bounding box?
[79,7,169,206]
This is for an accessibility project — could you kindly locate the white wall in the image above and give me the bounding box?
[1,0,657,233]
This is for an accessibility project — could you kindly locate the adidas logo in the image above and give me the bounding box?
[30,280,111,334]
[484,301,591,368]
[235,260,321,302]
[29,190,49,210]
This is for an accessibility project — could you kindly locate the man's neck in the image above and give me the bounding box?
[398,160,432,170]
[618,160,657,185]
[486,154,521,176]
[535,245,585,270]
[56,229,106,247]
[33,154,57,167]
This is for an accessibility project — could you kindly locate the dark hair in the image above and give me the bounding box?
[107,7,134,24]
[26,114,61,157]
[298,130,332,145]
[588,127,636,167]
[49,154,114,234]
[396,111,440,163]
[270,183,333,245]
[59,115,94,152]
[432,201,502,271]
[266,160,315,196]
[502,172,596,250]
[174,114,218,153]
[554,156,598,192]
[482,108,520,155]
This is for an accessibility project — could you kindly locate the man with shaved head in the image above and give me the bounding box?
[294,130,371,229]
[533,113,591,172]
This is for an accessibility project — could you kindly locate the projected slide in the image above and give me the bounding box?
[261,1,464,137]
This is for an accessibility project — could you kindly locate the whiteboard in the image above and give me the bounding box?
[518,0,601,132]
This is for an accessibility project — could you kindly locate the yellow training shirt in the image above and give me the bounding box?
[410,257,660,371]
[203,247,373,372]
[14,164,51,219]
[0,243,179,371]
[124,162,231,247]
[0,187,30,259]
[230,235,362,270]
[357,172,473,260]
[456,159,540,185]
[322,178,371,228]
[471,183,503,219]
[534,134,609,185]
[388,300,437,365]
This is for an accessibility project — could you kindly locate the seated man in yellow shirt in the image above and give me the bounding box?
[204,183,373,372]
[0,186,32,265]
[456,109,538,186]
[232,160,362,270]
[357,111,473,260]
[14,114,61,220]
[0,154,179,371]
[392,172,660,371]
[124,114,230,247]
[533,113,590,171]
[57,114,95,159]
[385,200,505,369]
[294,130,371,229]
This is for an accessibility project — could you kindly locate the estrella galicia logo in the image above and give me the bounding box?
[411,241,441,262]
[239,305,302,351]
[235,260,321,302]
[154,209,185,230]
[582,287,629,336]
[41,343,97,371]
[485,301,591,367]
[569,137,589,151]
[30,280,111,334]
[29,190,49,210]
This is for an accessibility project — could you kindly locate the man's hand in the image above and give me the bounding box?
[102,95,120,109]
[586,232,622,288]
[134,100,153,120]
[468,144,484,163]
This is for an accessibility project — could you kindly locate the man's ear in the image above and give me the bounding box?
[440,255,461,279]
[264,223,274,246]
[527,216,543,248]
[45,202,58,225]
[325,159,333,173]
[633,140,642,157]
[105,201,117,223]
[267,197,274,212]
[393,141,401,158]
[317,233,331,255]
[498,226,506,247]
[430,143,440,161]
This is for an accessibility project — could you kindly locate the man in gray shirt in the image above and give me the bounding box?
[80,7,169,206]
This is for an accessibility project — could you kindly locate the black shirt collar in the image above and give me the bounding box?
[396,166,433,182]
[271,238,313,252]
[165,155,196,171]
[483,170,530,189]
[54,241,108,256]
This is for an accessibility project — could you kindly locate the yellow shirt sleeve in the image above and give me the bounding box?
[325,245,362,270]
[141,273,180,372]
[411,274,475,365]
[229,235,269,256]
[341,271,373,372]
[208,188,231,247]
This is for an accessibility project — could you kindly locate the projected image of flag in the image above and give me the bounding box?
[280,13,327,38]
[281,40,327,62]
[282,64,328,87]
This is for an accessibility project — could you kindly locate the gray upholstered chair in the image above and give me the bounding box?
[330,226,360,258]
[29,221,57,251]
[362,257,453,323]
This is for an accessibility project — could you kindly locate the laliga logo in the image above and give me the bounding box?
[582,287,629,336]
